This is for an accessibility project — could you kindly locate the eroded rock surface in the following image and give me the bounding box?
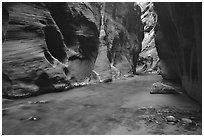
[2,2,100,98]
[2,2,201,105]
[154,3,202,103]
[102,3,144,75]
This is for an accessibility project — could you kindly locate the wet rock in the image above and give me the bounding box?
[150,82,181,94]
[138,107,148,110]
[157,112,162,115]
[155,121,159,124]
[38,100,48,103]
[102,78,113,83]
[189,116,196,120]
[166,116,177,122]
[139,115,155,123]
[27,116,39,121]
[138,106,153,110]
[27,100,48,104]
[139,115,149,120]
[147,106,154,109]
[124,73,135,78]
[181,118,193,124]
[168,122,175,125]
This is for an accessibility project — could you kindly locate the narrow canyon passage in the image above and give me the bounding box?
[3,74,201,135]
[2,2,202,135]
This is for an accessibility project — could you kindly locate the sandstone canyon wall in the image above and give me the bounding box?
[2,2,202,104]
[154,2,202,103]
[3,2,145,99]
[2,2,100,98]
[102,2,144,75]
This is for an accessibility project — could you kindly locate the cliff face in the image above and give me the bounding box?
[2,2,201,104]
[2,2,100,98]
[154,3,202,103]
[3,3,51,98]
[44,3,100,83]
[138,2,159,73]
[103,3,144,75]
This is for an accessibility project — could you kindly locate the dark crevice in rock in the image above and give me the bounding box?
[44,25,68,64]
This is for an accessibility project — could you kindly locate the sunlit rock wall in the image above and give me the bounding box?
[2,2,100,98]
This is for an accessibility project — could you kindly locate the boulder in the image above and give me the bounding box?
[166,115,177,122]
[181,118,193,124]
[150,82,182,94]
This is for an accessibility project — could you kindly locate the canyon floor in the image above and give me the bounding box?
[2,74,202,135]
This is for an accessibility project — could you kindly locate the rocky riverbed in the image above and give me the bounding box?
[2,2,202,135]
[2,74,201,135]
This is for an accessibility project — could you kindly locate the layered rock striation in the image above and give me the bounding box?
[2,2,100,98]
[154,2,202,103]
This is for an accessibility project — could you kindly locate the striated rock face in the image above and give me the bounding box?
[44,3,100,83]
[3,2,201,105]
[3,3,47,40]
[138,2,159,73]
[154,3,202,103]
[102,2,144,75]
[2,2,100,98]
[2,3,53,98]
[47,3,99,55]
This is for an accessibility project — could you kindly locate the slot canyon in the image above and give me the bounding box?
[2,2,202,135]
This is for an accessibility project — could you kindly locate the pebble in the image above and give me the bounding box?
[102,78,112,83]
[155,121,159,124]
[28,100,48,104]
[163,109,170,113]
[181,118,192,124]
[168,122,175,125]
[157,112,162,115]
[139,115,149,119]
[166,116,177,122]
[189,116,196,120]
[147,106,153,109]
[38,100,48,103]
[27,116,39,121]
[138,107,147,110]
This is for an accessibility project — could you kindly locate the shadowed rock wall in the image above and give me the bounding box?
[44,3,100,83]
[103,2,144,75]
[154,2,202,103]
